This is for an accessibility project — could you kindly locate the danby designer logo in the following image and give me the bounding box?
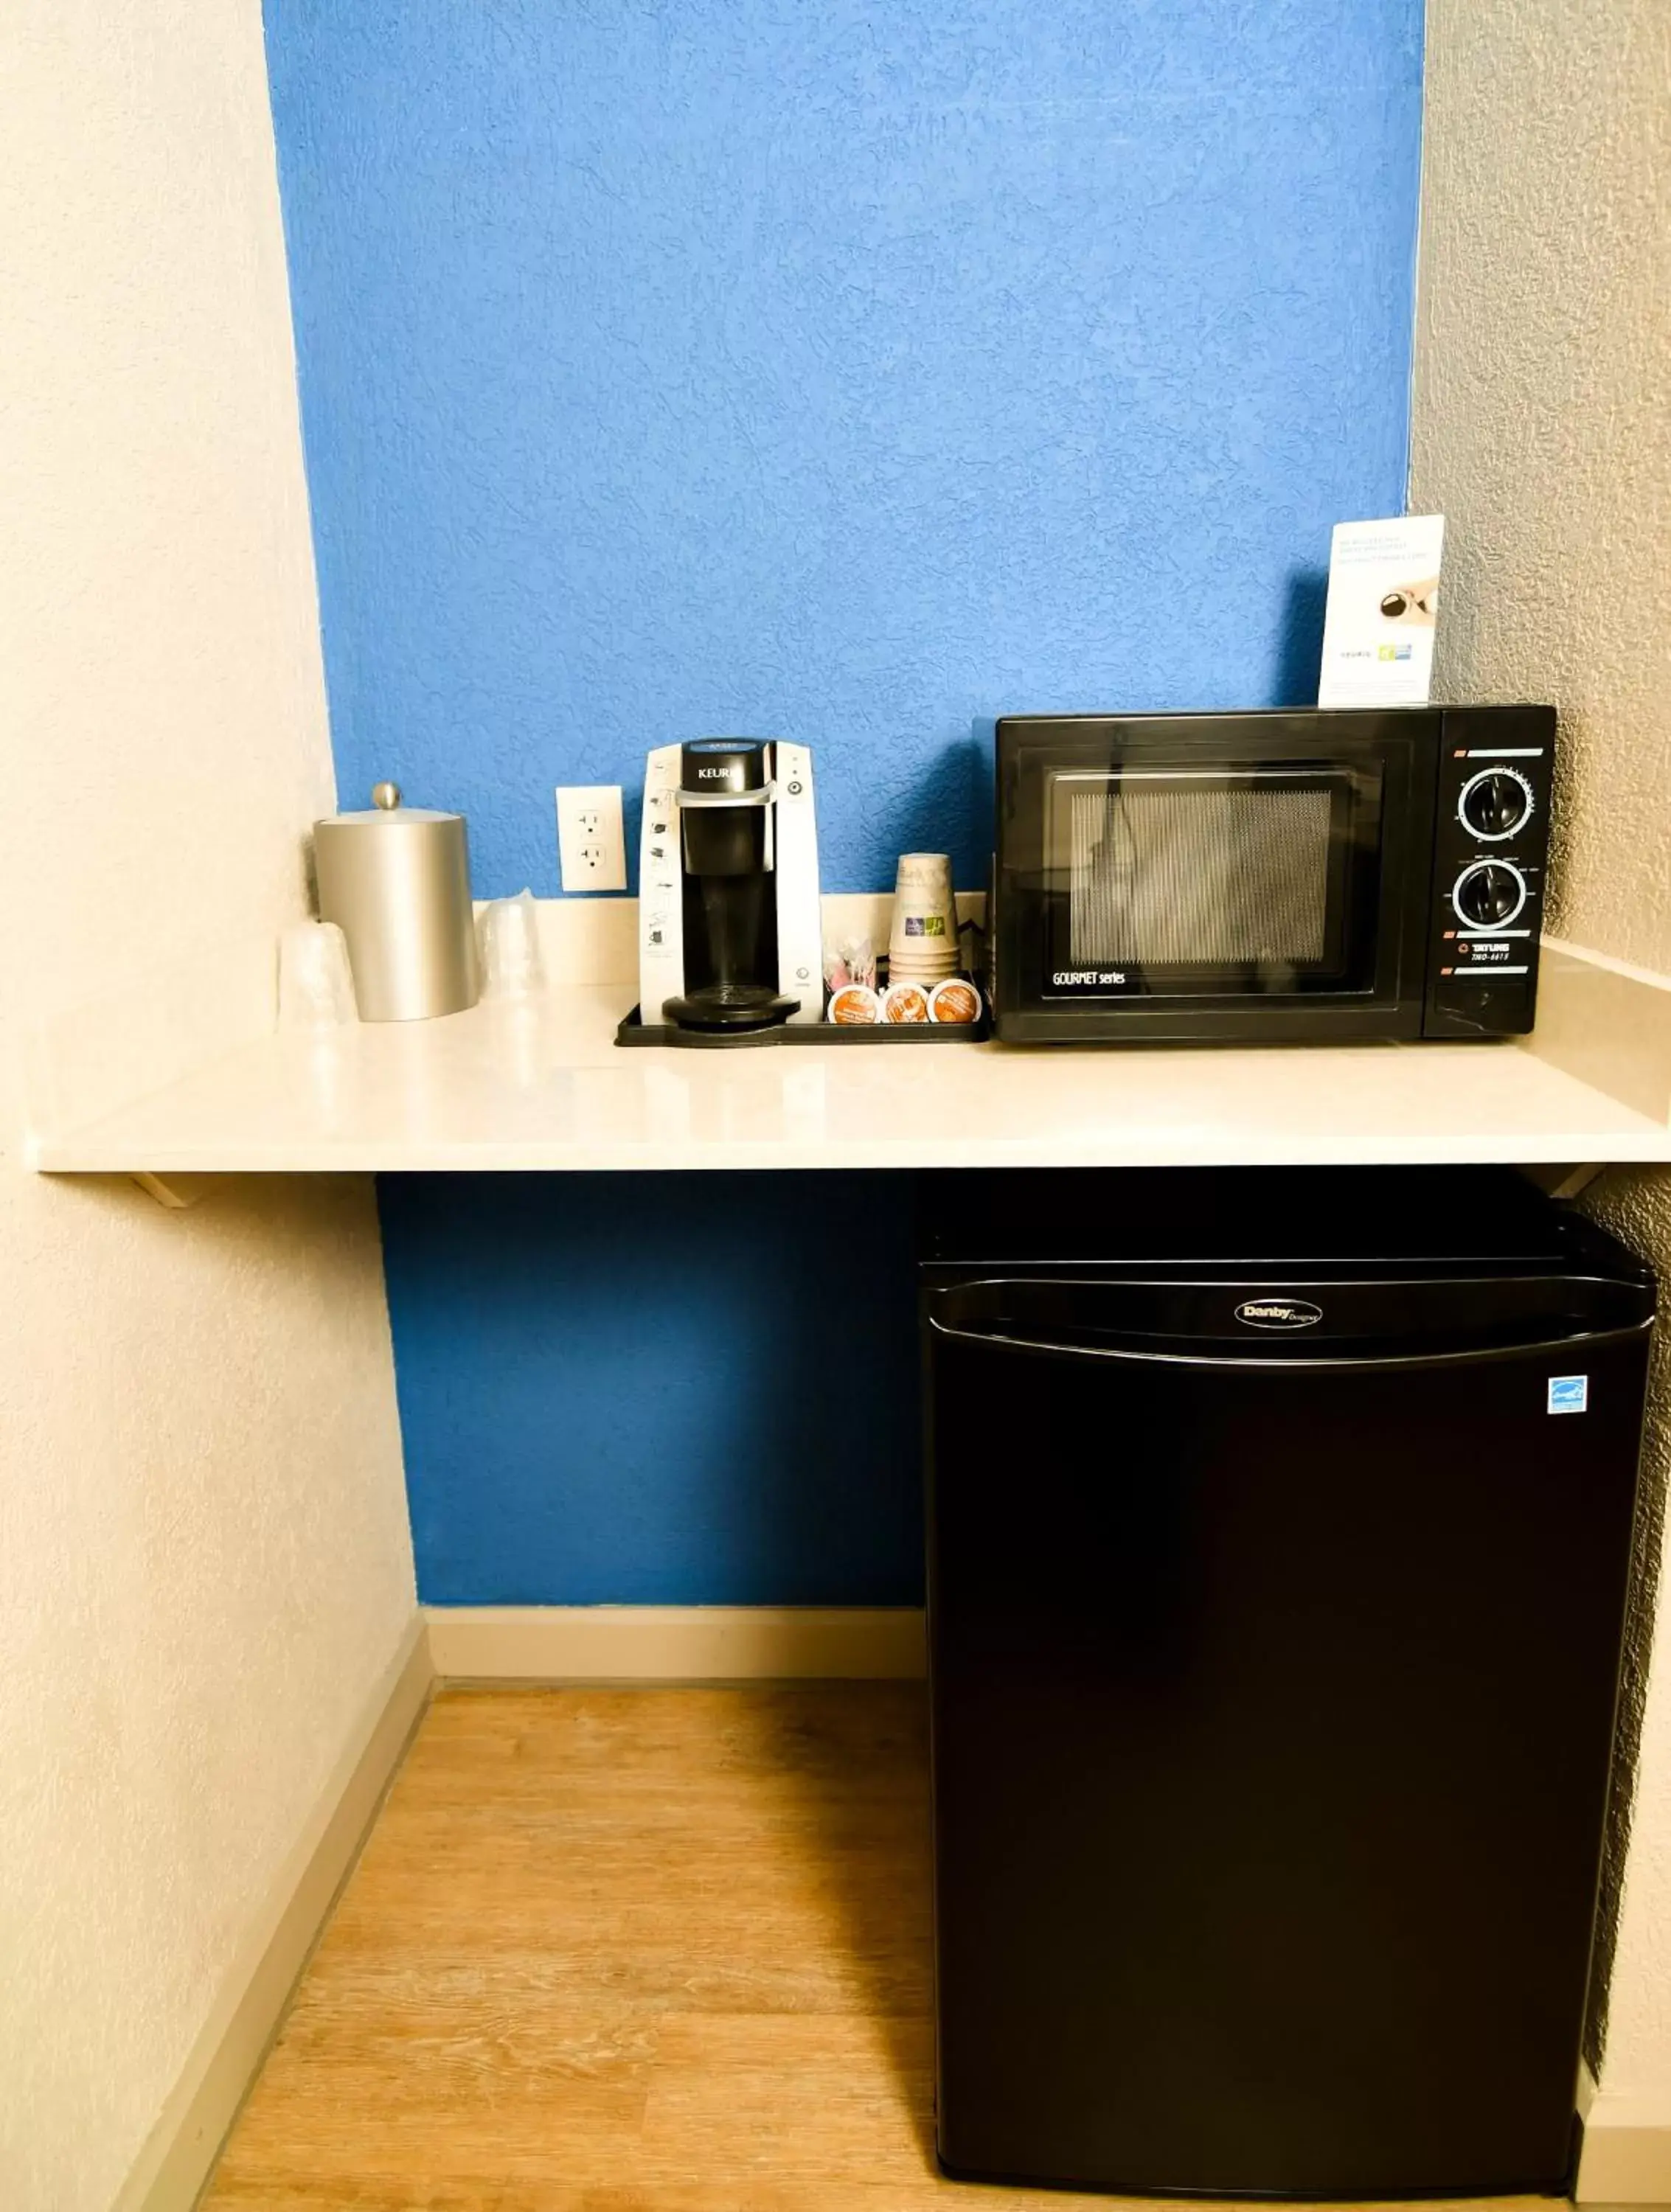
[1234,1297,1324,1331]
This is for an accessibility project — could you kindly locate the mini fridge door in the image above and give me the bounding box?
[924,1273,1650,2197]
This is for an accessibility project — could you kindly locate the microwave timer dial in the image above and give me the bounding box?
[1458,766,1535,841]
[1453,858,1529,929]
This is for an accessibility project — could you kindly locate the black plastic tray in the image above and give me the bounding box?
[615,1004,991,1049]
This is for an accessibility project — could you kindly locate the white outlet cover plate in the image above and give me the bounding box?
[556,784,628,894]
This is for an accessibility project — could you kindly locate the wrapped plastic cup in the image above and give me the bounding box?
[279,922,358,1028]
[478,888,547,1003]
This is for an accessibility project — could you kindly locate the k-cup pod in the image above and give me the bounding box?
[928,977,982,1025]
[828,983,881,1025]
[881,981,931,1024]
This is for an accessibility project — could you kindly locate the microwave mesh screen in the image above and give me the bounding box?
[1067,782,1335,968]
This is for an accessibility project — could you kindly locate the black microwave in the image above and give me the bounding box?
[990,706,1554,1044]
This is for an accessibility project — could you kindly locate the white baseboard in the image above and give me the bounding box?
[114,1616,433,2212]
[424,1603,927,1681]
[1577,2096,1671,2203]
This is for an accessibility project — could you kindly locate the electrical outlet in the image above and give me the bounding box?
[555,785,627,893]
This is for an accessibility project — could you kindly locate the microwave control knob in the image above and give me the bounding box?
[1459,766,1534,840]
[1453,859,1528,928]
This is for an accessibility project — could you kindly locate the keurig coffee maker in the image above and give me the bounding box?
[637,739,822,1037]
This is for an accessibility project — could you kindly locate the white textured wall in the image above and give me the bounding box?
[1582,1170,1671,2112]
[1411,0,1671,965]
[0,7,416,2209]
[1411,0,1671,2118]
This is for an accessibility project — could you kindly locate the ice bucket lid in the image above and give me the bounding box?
[315,781,461,830]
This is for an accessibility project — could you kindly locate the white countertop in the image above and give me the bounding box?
[31,983,1671,1175]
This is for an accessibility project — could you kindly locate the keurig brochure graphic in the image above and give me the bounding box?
[1318,514,1445,709]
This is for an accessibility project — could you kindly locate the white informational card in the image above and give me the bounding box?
[1317,514,1445,709]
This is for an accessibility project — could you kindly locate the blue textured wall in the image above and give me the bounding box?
[379,1175,924,1604]
[263,0,1423,1604]
[265,0,1422,897]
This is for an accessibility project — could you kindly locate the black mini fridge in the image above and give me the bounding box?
[920,1169,1653,2199]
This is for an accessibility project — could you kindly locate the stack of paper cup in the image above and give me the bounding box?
[888,853,959,985]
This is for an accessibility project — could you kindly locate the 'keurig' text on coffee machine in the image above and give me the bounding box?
[638,740,821,1034]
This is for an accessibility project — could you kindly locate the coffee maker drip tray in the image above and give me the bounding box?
[661,984,800,1034]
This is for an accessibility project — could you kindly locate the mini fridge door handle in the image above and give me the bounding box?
[926,1276,1651,1371]
[926,1318,1649,1371]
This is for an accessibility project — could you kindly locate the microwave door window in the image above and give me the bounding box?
[1046,768,1377,998]
[1070,781,1332,987]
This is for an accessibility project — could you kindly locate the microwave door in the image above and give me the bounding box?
[993,709,1450,1042]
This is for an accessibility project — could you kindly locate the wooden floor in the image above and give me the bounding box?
[204,1686,1549,2211]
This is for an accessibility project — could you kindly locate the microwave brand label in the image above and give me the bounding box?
[1052,970,1128,987]
[1234,1298,1324,1331]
